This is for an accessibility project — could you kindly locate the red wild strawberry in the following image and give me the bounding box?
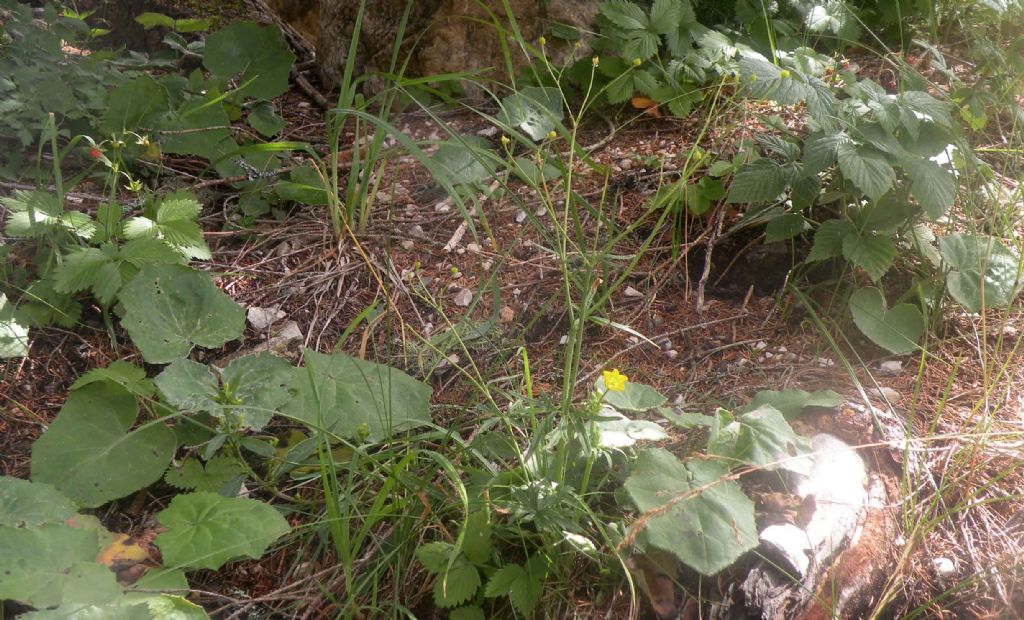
[88,148,102,160]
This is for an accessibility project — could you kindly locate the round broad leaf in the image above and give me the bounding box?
[0,524,101,608]
[849,287,925,355]
[498,87,563,141]
[938,234,1023,312]
[155,492,290,570]
[707,406,811,475]
[623,448,758,576]
[30,382,177,508]
[598,377,667,411]
[203,22,294,100]
[0,293,29,358]
[119,265,245,364]
[284,350,432,441]
[431,137,500,187]
[0,476,78,527]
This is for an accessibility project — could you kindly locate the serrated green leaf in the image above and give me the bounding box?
[726,160,787,204]
[416,541,454,573]
[837,142,895,201]
[124,197,210,260]
[842,230,895,282]
[806,218,856,262]
[53,247,114,295]
[905,158,956,221]
[708,406,811,474]
[284,349,432,441]
[31,382,177,508]
[623,448,757,575]
[765,213,808,242]
[0,293,30,358]
[599,0,649,30]
[72,361,155,397]
[0,524,101,608]
[939,234,1023,312]
[649,0,683,34]
[119,265,245,364]
[849,287,924,354]
[433,555,481,608]
[203,22,294,100]
[484,563,525,597]
[156,492,290,570]
[0,476,78,527]
[900,90,953,128]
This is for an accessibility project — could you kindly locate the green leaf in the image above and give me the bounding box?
[849,286,925,354]
[741,389,843,421]
[905,159,955,220]
[0,293,30,358]
[658,408,712,428]
[499,86,563,142]
[802,132,845,175]
[939,234,1023,312]
[135,12,176,29]
[275,165,330,205]
[284,349,433,441]
[432,137,499,186]
[72,361,154,397]
[484,560,546,615]
[900,91,953,128]
[123,196,211,260]
[765,213,808,242]
[100,74,169,135]
[164,456,244,493]
[203,22,294,100]
[247,101,285,137]
[726,160,787,204]
[597,377,667,411]
[649,0,684,35]
[708,406,811,474]
[433,555,481,608]
[806,218,856,262]
[460,510,492,566]
[842,230,896,282]
[599,0,649,30]
[155,492,290,570]
[449,607,486,620]
[837,142,895,201]
[595,409,669,448]
[623,448,757,575]
[119,265,245,364]
[0,476,78,527]
[485,563,525,597]
[0,524,101,608]
[416,541,454,573]
[30,382,177,508]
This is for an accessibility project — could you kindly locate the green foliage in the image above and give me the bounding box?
[284,349,433,441]
[624,448,758,575]
[203,22,294,100]
[708,406,811,475]
[118,264,245,363]
[164,456,244,493]
[939,234,1023,312]
[30,380,177,508]
[848,287,926,354]
[155,492,290,570]
[0,524,105,608]
[0,476,77,528]
[0,293,30,357]
[498,86,564,141]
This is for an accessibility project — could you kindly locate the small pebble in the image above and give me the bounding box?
[877,360,902,375]
[624,286,643,298]
[466,242,481,253]
[400,240,414,250]
[515,209,528,223]
[453,288,473,307]
[535,206,548,217]
[481,260,493,271]
[499,306,515,323]
[618,158,633,170]
[665,349,679,359]
[932,558,955,578]
[754,341,768,351]
[559,335,568,345]
[435,201,451,213]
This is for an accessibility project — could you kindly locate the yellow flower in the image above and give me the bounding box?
[539,36,547,47]
[592,56,600,68]
[779,69,791,79]
[602,368,628,392]
[547,130,557,140]
[632,58,642,67]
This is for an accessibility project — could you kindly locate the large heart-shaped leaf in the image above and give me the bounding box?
[30,381,177,507]
[431,137,500,187]
[155,492,290,570]
[0,524,101,608]
[740,389,843,420]
[100,74,169,135]
[119,265,245,364]
[939,234,1023,312]
[0,476,78,527]
[155,353,293,431]
[623,448,757,575]
[707,406,811,475]
[498,86,563,141]
[849,286,925,354]
[284,350,432,441]
[203,22,294,100]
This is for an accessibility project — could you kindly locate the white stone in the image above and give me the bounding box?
[453,288,473,307]
[247,306,285,331]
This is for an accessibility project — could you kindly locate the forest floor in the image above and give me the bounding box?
[4,6,1024,620]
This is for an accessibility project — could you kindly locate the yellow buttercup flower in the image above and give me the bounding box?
[602,368,628,392]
